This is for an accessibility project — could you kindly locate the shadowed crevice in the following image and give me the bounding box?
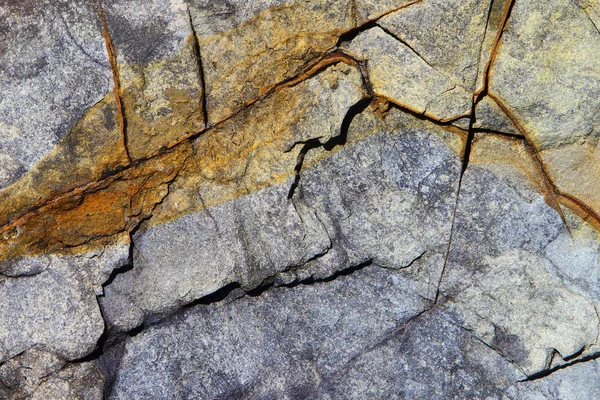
[521,351,600,382]
[287,97,372,199]
[336,0,424,47]
[476,0,516,97]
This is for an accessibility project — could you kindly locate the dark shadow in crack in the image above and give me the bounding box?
[288,97,372,199]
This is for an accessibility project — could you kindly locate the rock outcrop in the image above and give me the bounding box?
[1,0,600,398]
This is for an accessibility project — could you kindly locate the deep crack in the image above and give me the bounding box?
[287,97,372,199]
[187,7,209,127]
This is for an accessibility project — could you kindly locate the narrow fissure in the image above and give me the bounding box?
[1,36,466,237]
[287,138,321,199]
[473,0,496,91]
[71,160,189,367]
[578,4,600,37]
[476,0,516,97]
[434,95,477,304]
[376,24,439,74]
[71,296,110,363]
[471,127,522,138]
[457,323,529,377]
[93,0,131,164]
[336,20,378,47]
[487,93,574,233]
[520,351,600,382]
[187,7,209,127]
[288,97,372,199]
[335,0,424,47]
[82,257,382,373]
[6,1,600,397]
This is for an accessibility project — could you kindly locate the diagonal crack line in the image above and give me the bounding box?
[434,95,477,304]
[486,93,580,234]
[1,14,473,236]
[0,50,360,236]
[335,0,424,46]
[87,258,383,363]
[187,6,209,127]
[579,5,600,37]
[287,97,372,199]
[257,258,375,295]
[59,14,106,69]
[375,23,469,93]
[520,351,600,382]
[339,301,442,372]
[375,23,439,75]
[454,322,529,378]
[434,177,461,304]
[474,0,496,91]
[476,0,516,98]
[70,155,191,365]
[379,96,471,127]
[92,0,131,165]
[472,127,522,138]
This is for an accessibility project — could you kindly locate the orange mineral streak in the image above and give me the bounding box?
[558,195,600,233]
[476,0,516,96]
[0,56,365,264]
[0,44,356,233]
[0,96,130,231]
[486,93,600,232]
[469,133,549,196]
[1,0,599,267]
[476,0,596,230]
[93,0,131,164]
[0,144,192,263]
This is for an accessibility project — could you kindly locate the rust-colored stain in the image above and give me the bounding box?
[0,145,191,263]
[0,47,370,264]
[1,0,600,268]
[93,0,131,164]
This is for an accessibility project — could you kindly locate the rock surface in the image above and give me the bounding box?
[2,0,600,398]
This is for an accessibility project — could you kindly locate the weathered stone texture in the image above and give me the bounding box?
[2,0,600,398]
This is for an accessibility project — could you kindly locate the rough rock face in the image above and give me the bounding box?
[1,0,600,398]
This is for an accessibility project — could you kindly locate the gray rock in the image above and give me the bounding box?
[104,264,521,399]
[293,108,462,299]
[0,347,104,400]
[104,264,526,399]
[2,0,600,397]
[0,0,112,189]
[0,239,128,362]
[441,144,600,376]
[510,360,600,399]
[100,106,462,333]
[101,0,191,64]
[544,212,600,300]
[100,65,365,332]
[316,308,524,399]
[101,180,330,332]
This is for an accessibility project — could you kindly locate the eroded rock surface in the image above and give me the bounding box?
[2,0,600,398]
